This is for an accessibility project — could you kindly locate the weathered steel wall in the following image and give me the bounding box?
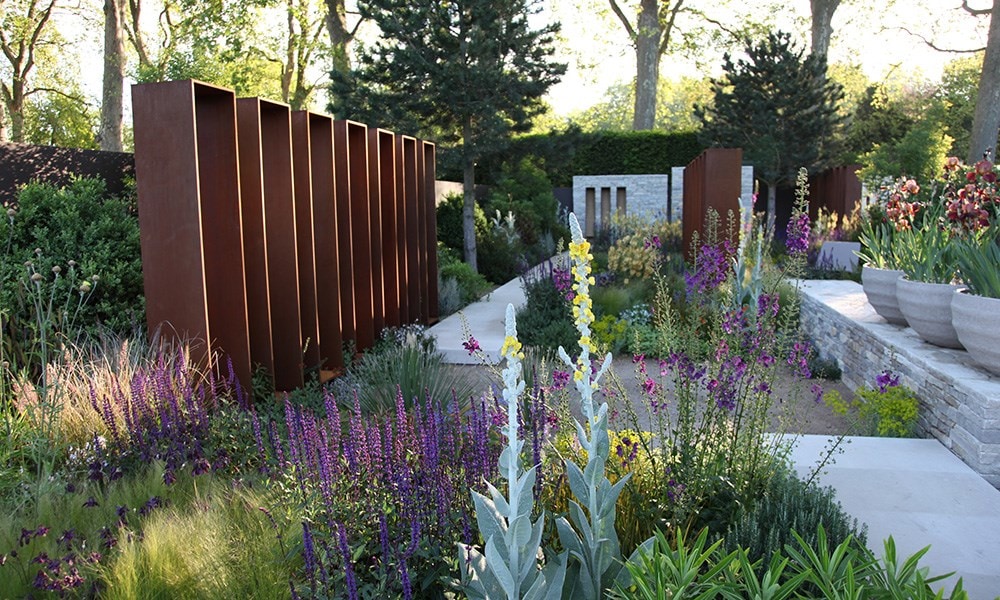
[132,80,438,392]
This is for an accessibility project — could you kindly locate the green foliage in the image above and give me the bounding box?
[826,384,920,438]
[99,481,295,600]
[516,272,578,353]
[724,467,867,566]
[955,234,1000,298]
[612,528,736,600]
[697,31,844,188]
[893,211,958,284]
[331,326,478,413]
[24,89,98,149]
[615,524,966,600]
[487,157,560,246]
[478,227,526,285]
[591,315,629,355]
[843,85,919,163]
[437,193,489,253]
[438,245,491,311]
[570,77,713,133]
[858,119,954,189]
[1,178,143,336]
[455,129,704,187]
[933,54,983,159]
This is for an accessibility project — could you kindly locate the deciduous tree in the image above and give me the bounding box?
[0,0,59,142]
[967,0,1000,162]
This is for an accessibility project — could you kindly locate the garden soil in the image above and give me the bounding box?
[448,356,856,436]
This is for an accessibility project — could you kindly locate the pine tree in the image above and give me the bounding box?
[330,0,565,272]
[696,31,844,231]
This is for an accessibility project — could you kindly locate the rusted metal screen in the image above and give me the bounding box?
[809,165,862,225]
[682,148,743,260]
[132,80,438,392]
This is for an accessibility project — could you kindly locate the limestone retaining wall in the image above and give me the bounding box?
[799,280,1000,487]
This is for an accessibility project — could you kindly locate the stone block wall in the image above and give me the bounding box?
[572,174,670,231]
[799,280,1000,487]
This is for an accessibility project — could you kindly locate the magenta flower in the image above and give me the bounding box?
[462,336,480,355]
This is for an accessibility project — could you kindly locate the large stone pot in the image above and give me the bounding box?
[952,290,1000,375]
[896,277,965,348]
[861,266,907,325]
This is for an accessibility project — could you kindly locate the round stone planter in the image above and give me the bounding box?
[861,266,907,325]
[952,290,1000,376]
[896,277,965,349]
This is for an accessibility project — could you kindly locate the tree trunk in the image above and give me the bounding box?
[809,0,840,59]
[632,0,661,130]
[969,0,1000,163]
[99,0,126,152]
[324,0,352,77]
[462,121,478,272]
[9,78,24,143]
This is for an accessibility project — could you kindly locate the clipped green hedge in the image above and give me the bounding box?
[439,129,705,186]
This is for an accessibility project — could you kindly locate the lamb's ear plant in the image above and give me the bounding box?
[459,304,567,600]
[553,214,637,599]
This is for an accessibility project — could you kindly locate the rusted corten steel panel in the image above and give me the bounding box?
[366,128,386,334]
[401,136,421,322]
[422,141,439,323]
[132,80,252,387]
[238,98,304,391]
[682,148,742,260]
[332,121,356,345]
[235,99,275,383]
[343,121,375,351]
[809,165,861,223]
[291,111,322,371]
[305,113,343,370]
[414,139,429,323]
[393,134,409,324]
[375,130,401,329]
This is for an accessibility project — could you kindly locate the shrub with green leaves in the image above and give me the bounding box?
[826,370,920,437]
[516,267,577,353]
[723,466,868,566]
[1,178,143,335]
[435,191,488,254]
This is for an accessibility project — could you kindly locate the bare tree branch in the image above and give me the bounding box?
[25,86,89,105]
[658,0,685,55]
[607,0,636,40]
[889,25,986,53]
[962,0,992,16]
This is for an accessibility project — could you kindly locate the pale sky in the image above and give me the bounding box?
[59,0,991,122]
[543,0,991,115]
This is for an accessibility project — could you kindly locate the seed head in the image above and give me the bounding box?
[52,265,62,275]
[6,208,14,218]
[34,248,42,256]
[79,281,92,294]
[92,275,100,283]
[31,272,44,283]
[68,260,76,268]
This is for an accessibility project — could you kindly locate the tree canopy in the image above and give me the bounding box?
[696,31,844,229]
[331,0,565,271]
